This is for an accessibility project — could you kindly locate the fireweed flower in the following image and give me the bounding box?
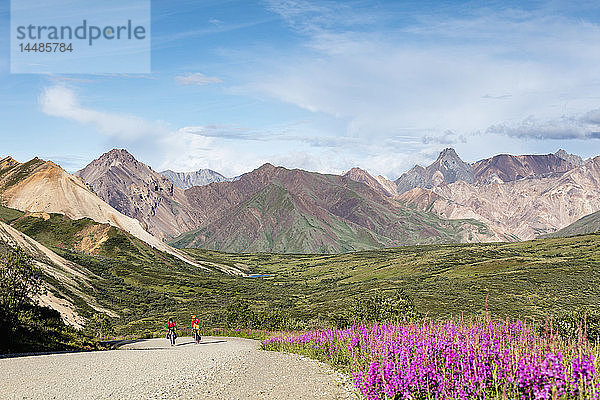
[263,319,599,399]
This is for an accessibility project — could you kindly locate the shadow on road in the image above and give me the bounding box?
[0,349,92,359]
[103,339,146,349]
[119,339,228,351]
[192,340,227,346]
[2,338,232,357]
[0,339,149,358]
[173,339,228,347]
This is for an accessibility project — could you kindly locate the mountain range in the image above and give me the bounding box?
[72,151,490,252]
[395,150,600,240]
[173,163,487,252]
[2,145,600,327]
[472,152,575,184]
[2,146,599,256]
[160,169,230,189]
[395,148,582,193]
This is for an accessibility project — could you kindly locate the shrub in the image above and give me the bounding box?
[85,313,116,340]
[0,241,43,328]
[332,289,421,327]
[555,309,600,344]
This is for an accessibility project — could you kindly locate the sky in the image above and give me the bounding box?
[1,0,600,179]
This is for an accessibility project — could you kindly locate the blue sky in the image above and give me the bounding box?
[1,0,600,178]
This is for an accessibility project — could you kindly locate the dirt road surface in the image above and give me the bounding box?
[0,336,356,399]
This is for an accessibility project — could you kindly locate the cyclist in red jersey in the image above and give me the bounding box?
[191,315,201,344]
[166,317,177,346]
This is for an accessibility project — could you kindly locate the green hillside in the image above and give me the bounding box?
[171,179,489,253]
[185,234,600,321]
[544,210,600,238]
[8,212,301,336]
[170,183,386,252]
[0,205,24,223]
[6,209,600,338]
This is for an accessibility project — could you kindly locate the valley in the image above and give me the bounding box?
[1,149,599,397]
[2,205,599,339]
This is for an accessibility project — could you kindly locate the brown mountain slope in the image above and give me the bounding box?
[174,183,385,252]
[0,157,165,247]
[399,156,600,240]
[375,175,398,196]
[343,167,396,197]
[0,156,215,272]
[173,163,492,252]
[75,149,199,239]
[472,153,575,184]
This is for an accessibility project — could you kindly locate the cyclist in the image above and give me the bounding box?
[166,317,177,346]
[191,314,201,344]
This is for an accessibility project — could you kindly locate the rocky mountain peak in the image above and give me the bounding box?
[433,148,474,182]
[106,148,131,156]
[395,148,474,194]
[250,163,279,178]
[257,162,276,171]
[101,148,143,167]
[344,167,374,182]
[346,167,367,175]
[473,152,577,184]
[74,150,199,239]
[555,149,583,166]
[1,156,17,163]
[160,168,230,189]
[343,167,396,197]
[437,148,459,160]
[0,156,20,171]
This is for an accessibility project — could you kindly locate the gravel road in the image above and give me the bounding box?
[0,336,356,399]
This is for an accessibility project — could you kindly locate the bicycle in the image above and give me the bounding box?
[192,328,201,344]
[167,327,177,346]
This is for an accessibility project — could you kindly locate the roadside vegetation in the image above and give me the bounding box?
[2,208,599,353]
[0,240,96,354]
[263,317,600,400]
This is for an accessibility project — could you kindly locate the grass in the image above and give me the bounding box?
[5,209,600,340]
[12,212,97,249]
[183,233,600,321]
[0,205,24,224]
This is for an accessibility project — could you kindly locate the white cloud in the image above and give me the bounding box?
[35,85,474,179]
[486,111,600,140]
[39,85,168,140]
[175,72,223,86]
[254,3,600,143]
[37,85,344,177]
